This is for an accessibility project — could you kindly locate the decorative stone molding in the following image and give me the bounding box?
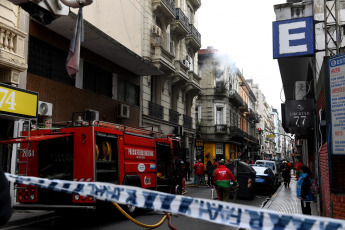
[0,21,27,85]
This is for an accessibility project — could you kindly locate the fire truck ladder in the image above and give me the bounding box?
[14,119,35,190]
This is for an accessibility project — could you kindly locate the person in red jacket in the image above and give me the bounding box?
[295,159,304,180]
[214,160,237,202]
[193,159,205,186]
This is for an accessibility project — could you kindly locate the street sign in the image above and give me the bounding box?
[266,135,276,138]
[328,54,345,154]
[273,17,314,59]
[290,139,295,144]
[195,139,204,149]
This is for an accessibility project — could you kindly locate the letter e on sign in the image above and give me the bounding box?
[273,17,314,59]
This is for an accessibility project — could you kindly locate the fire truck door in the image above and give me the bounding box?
[95,133,118,184]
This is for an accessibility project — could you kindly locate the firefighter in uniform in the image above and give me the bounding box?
[214,160,237,202]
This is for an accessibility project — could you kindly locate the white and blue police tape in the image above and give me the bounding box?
[5,173,345,230]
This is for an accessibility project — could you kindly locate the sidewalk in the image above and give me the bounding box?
[186,174,319,216]
[263,174,319,216]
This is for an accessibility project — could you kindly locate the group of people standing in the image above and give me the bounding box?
[190,159,237,202]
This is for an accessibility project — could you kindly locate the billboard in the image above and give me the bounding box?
[273,17,314,59]
[328,54,345,155]
[0,83,38,119]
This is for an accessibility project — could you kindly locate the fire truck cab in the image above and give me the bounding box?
[1,120,183,212]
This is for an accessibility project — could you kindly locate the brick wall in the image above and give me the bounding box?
[331,194,345,219]
[320,143,331,217]
[317,85,325,112]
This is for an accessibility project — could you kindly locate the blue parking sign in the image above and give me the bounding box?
[273,17,314,59]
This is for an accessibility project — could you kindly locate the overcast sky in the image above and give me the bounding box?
[198,0,286,116]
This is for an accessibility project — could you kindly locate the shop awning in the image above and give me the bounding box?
[0,133,72,144]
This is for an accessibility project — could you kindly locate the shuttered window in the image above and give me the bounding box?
[83,61,112,97]
[28,35,75,86]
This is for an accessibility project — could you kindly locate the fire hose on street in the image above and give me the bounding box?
[112,202,177,229]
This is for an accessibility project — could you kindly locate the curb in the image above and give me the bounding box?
[262,183,283,209]
[2,211,56,228]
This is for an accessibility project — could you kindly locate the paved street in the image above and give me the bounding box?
[3,184,271,230]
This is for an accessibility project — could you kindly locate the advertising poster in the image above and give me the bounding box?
[329,55,345,155]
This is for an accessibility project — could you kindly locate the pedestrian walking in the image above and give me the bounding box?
[206,161,214,186]
[296,165,313,215]
[281,161,291,188]
[214,160,237,202]
[185,159,191,181]
[295,159,304,180]
[193,159,205,186]
[0,168,12,227]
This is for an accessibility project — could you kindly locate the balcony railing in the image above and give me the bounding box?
[185,24,201,51]
[230,126,245,137]
[229,89,243,107]
[169,109,179,124]
[152,0,176,21]
[183,115,192,129]
[175,8,190,33]
[163,0,176,15]
[189,24,201,46]
[240,102,248,112]
[215,124,227,133]
[149,102,164,120]
[0,22,27,84]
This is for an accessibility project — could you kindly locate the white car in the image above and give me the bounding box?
[254,160,281,185]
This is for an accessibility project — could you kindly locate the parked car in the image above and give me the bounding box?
[252,165,277,193]
[255,160,281,186]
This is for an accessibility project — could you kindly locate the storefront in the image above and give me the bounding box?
[0,83,38,171]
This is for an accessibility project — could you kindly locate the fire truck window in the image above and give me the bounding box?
[38,137,74,180]
[95,136,118,184]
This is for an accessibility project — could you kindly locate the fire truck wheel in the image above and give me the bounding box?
[174,184,182,195]
[122,204,139,216]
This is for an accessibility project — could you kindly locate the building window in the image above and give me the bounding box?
[187,5,194,24]
[195,106,201,122]
[83,61,112,97]
[28,35,75,86]
[117,78,140,106]
[216,107,223,125]
[216,143,223,155]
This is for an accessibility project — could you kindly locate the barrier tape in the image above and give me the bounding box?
[5,173,345,230]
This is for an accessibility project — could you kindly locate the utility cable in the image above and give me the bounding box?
[113,202,167,229]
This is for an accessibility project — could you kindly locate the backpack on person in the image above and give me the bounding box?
[310,178,319,195]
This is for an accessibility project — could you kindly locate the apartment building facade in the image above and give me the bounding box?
[196,47,260,164]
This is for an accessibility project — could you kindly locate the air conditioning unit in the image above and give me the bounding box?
[152,25,162,37]
[38,101,53,117]
[118,104,130,119]
[182,59,189,67]
[84,109,99,121]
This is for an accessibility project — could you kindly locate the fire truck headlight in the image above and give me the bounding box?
[74,194,80,201]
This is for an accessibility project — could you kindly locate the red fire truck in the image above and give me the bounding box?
[0,120,184,214]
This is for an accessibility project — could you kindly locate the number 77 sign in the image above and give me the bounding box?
[0,83,38,119]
